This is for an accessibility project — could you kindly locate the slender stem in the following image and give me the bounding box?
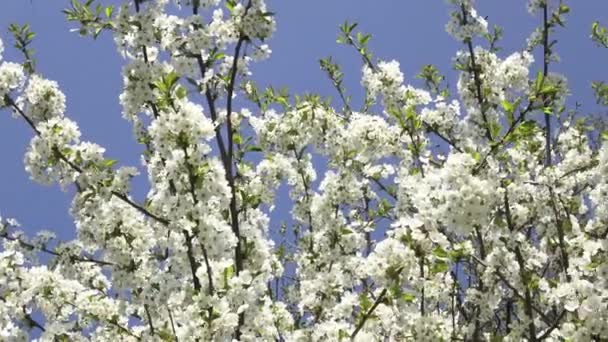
[515,246,537,341]
[66,300,141,340]
[182,145,214,294]
[542,3,552,166]
[505,190,537,341]
[473,225,487,340]
[144,304,155,335]
[192,0,199,15]
[292,147,314,252]
[23,310,45,332]
[473,101,535,174]
[226,36,246,276]
[505,298,513,334]
[369,177,397,201]
[471,255,553,326]
[350,288,387,340]
[321,61,352,115]
[363,195,371,256]
[423,122,463,153]
[131,0,204,296]
[223,2,253,339]
[196,55,229,170]
[419,257,425,316]
[451,280,456,340]
[549,188,571,281]
[182,230,202,292]
[450,269,469,322]
[0,231,114,267]
[536,309,566,340]
[167,307,179,342]
[460,4,493,141]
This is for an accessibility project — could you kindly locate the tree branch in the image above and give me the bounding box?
[542,3,552,166]
[0,231,114,267]
[351,288,387,340]
[460,3,493,141]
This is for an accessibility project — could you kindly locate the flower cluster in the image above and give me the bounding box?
[445,0,488,41]
[0,62,25,106]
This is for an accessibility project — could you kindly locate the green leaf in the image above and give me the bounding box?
[157,330,175,341]
[540,84,558,96]
[592,81,608,106]
[534,71,544,93]
[357,32,371,45]
[245,145,263,153]
[338,330,350,341]
[591,21,608,48]
[561,219,573,234]
[528,275,540,290]
[432,246,448,259]
[431,260,449,274]
[511,120,538,142]
[454,62,468,71]
[212,52,226,61]
[340,228,353,235]
[501,100,514,114]
[105,5,114,18]
[490,121,502,139]
[175,86,187,99]
[401,293,416,303]
[553,14,565,28]
[165,72,179,90]
[226,0,236,12]
[471,150,481,162]
[103,159,117,168]
[359,293,372,311]
[223,265,235,288]
[93,27,102,39]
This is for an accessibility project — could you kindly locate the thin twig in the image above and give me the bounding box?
[350,288,387,340]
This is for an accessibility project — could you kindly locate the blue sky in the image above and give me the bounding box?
[0,1,606,242]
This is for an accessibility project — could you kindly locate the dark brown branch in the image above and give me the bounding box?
[6,96,170,227]
[351,288,387,340]
[182,145,213,294]
[182,230,202,293]
[542,3,552,166]
[167,307,179,342]
[226,36,246,276]
[221,2,253,339]
[292,147,315,252]
[536,309,566,340]
[449,270,469,322]
[423,122,463,153]
[1,231,114,267]
[505,190,537,341]
[460,4,493,141]
[548,188,571,281]
[144,304,155,335]
[419,257,425,316]
[195,55,229,170]
[471,255,553,326]
[23,310,45,332]
[472,106,530,174]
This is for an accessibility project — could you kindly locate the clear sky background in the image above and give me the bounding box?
[0,1,606,242]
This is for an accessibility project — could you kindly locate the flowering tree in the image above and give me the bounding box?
[1,0,607,340]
